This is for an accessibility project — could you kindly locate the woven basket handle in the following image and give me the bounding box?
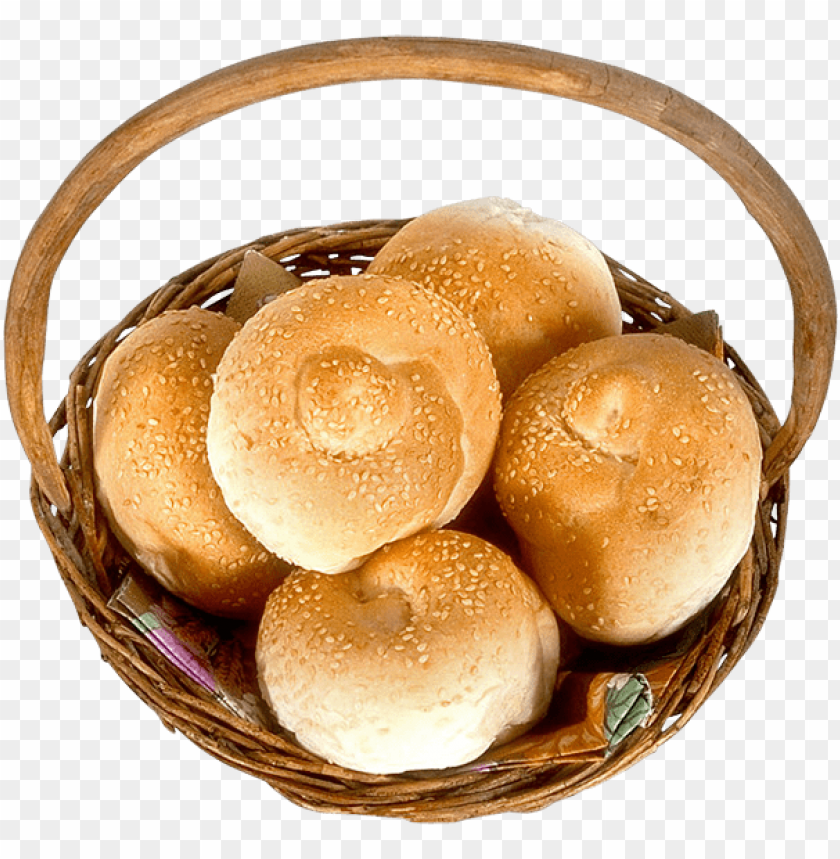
[7,37,835,513]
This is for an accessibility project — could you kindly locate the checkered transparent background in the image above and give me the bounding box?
[2,4,838,857]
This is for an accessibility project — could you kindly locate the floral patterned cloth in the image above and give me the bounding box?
[108,572,273,729]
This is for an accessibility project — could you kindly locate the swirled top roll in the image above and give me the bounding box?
[494,333,762,645]
[207,274,502,574]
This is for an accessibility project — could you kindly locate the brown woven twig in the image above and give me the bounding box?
[5,39,833,822]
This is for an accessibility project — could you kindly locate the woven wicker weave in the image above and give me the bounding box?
[5,39,835,822]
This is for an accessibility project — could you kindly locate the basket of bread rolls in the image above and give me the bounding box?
[6,39,835,822]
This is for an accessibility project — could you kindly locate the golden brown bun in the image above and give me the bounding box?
[207,274,502,574]
[93,307,291,619]
[225,250,301,325]
[368,197,622,396]
[256,530,560,774]
[494,333,762,645]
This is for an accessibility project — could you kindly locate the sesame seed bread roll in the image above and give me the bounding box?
[368,197,622,397]
[93,307,291,619]
[256,530,560,774]
[494,334,762,645]
[207,274,502,574]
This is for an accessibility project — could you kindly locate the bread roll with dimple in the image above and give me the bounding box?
[368,197,623,396]
[207,274,502,574]
[494,333,762,645]
[256,530,561,774]
[93,307,291,619]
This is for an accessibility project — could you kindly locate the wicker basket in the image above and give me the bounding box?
[5,38,835,822]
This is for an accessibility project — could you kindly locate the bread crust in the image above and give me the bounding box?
[93,307,290,619]
[207,274,502,573]
[256,530,560,774]
[368,197,622,396]
[494,333,762,645]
